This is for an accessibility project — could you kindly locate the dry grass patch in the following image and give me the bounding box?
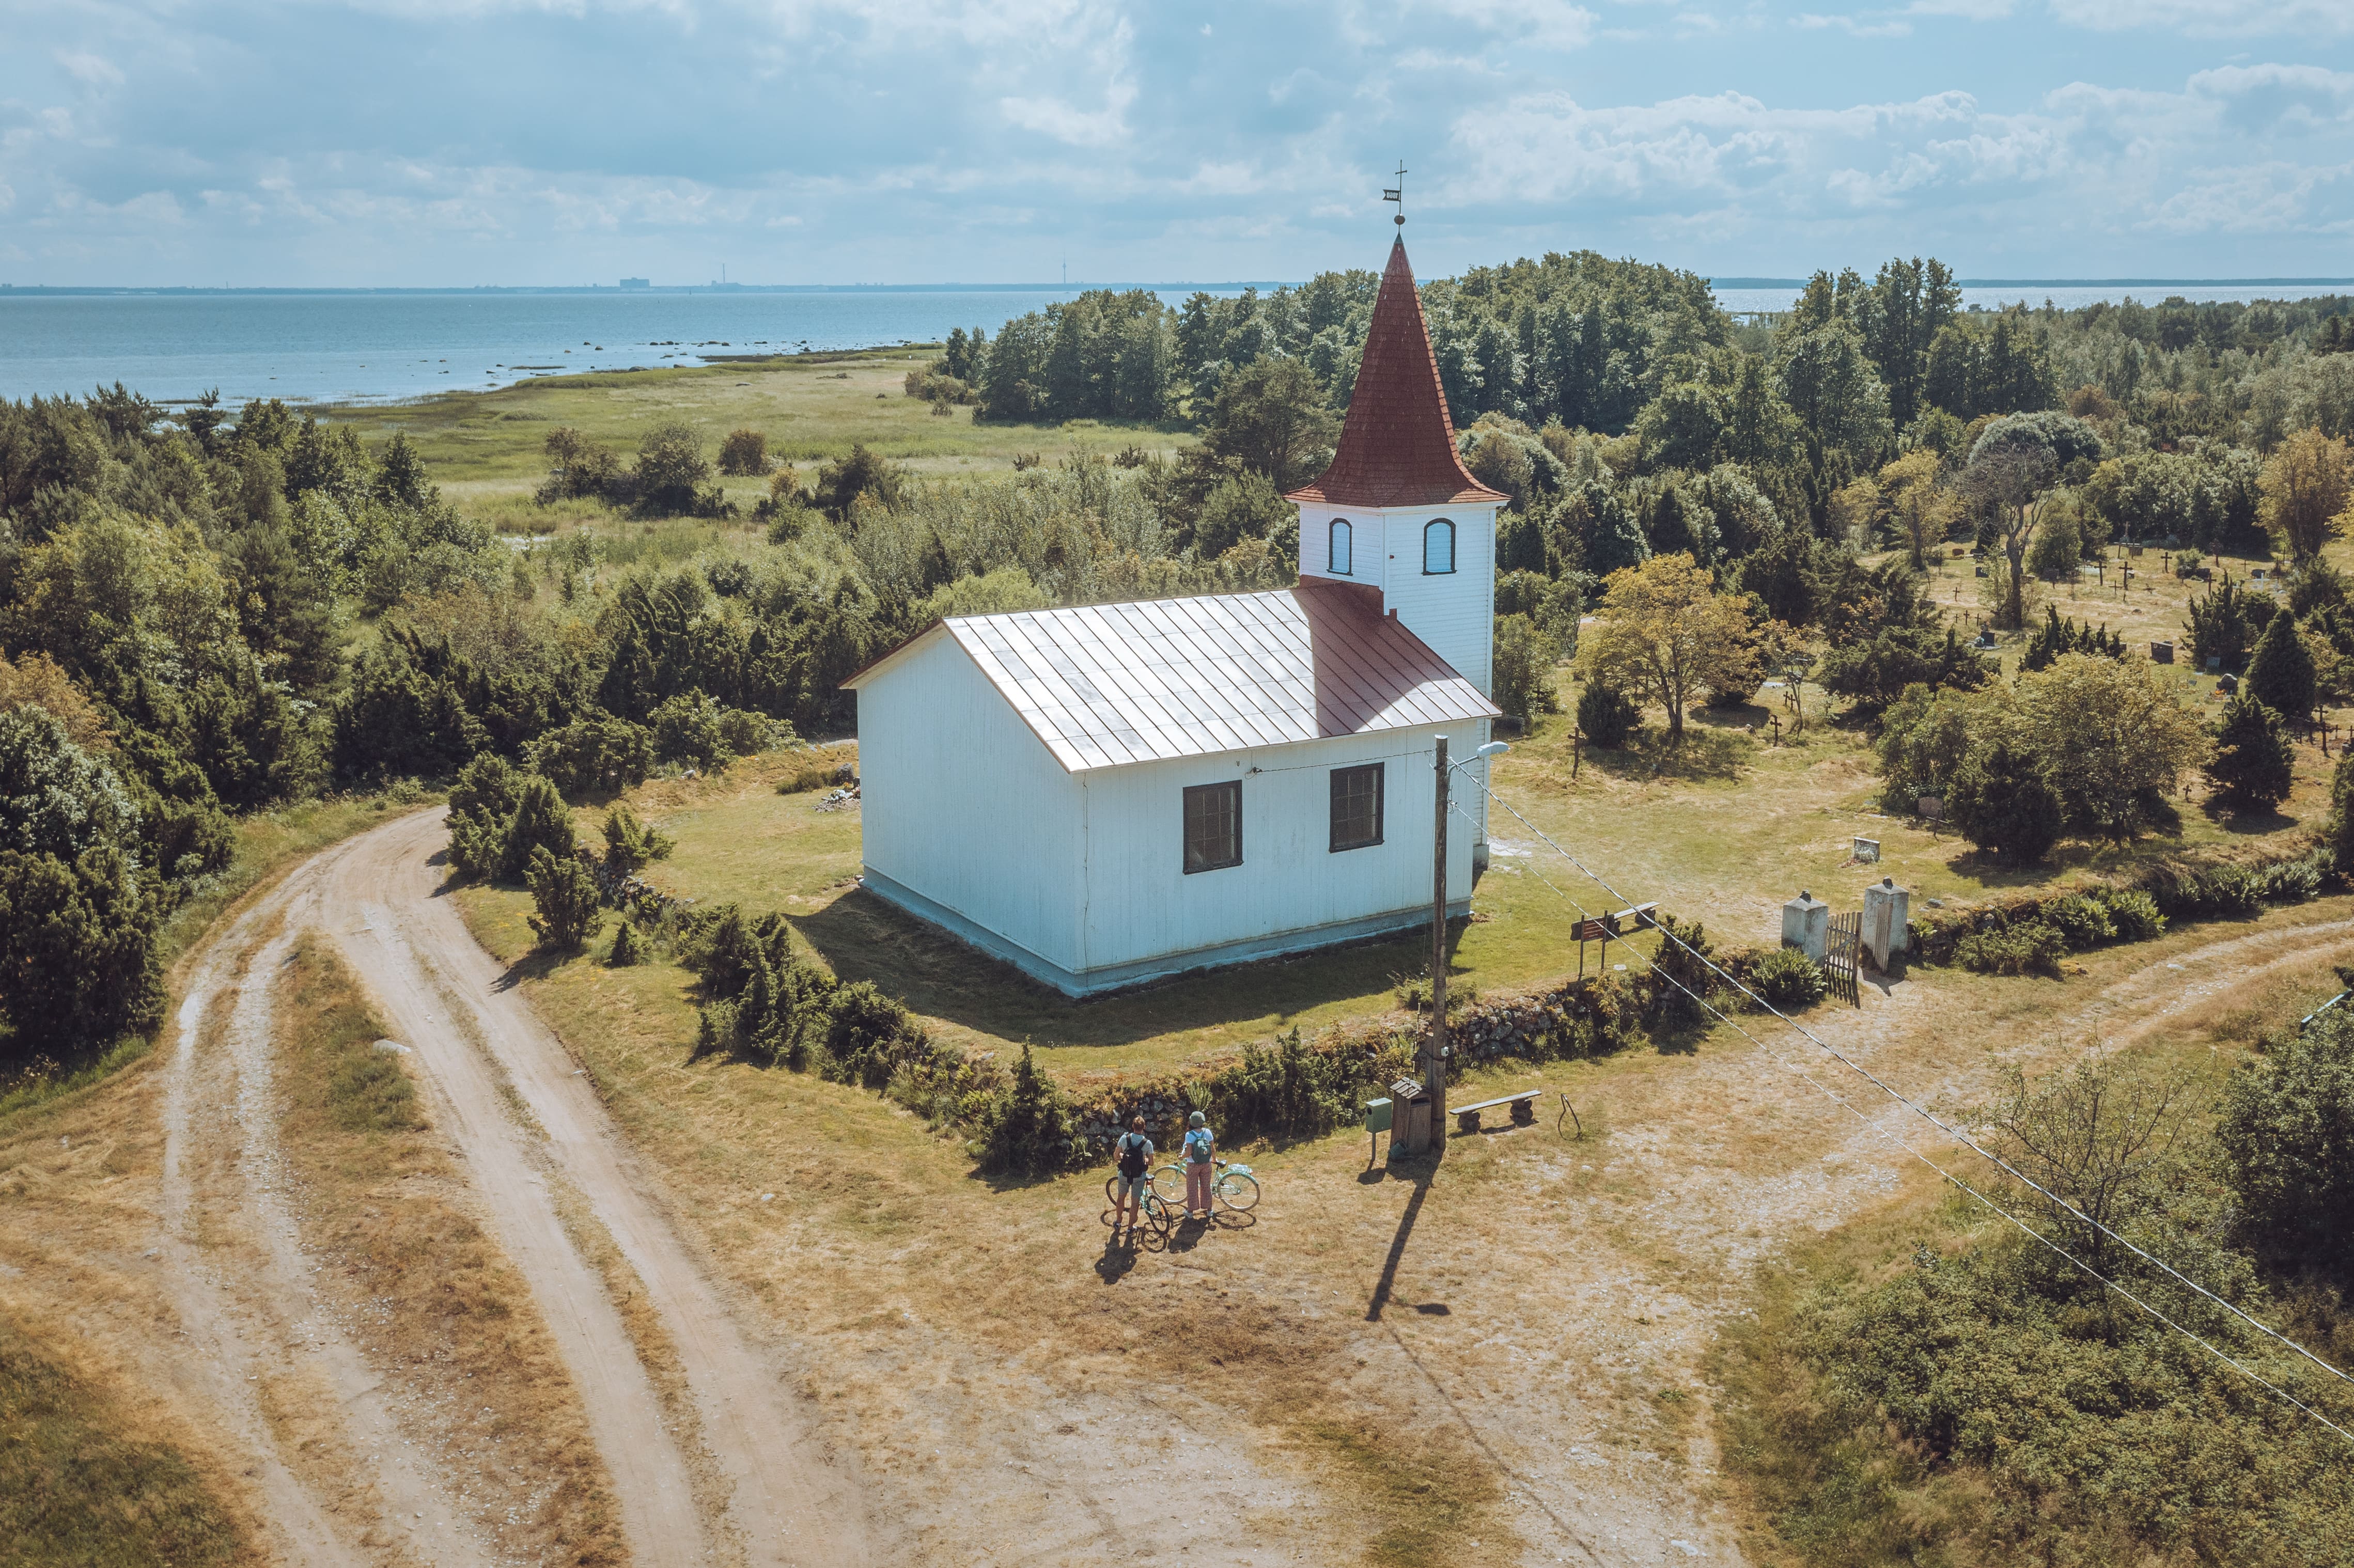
[0,1313,253,1568]
[273,937,623,1566]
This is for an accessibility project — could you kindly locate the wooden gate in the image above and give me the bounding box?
[1823,912,1862,1005]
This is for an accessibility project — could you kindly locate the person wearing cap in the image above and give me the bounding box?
[1182,1110,1216,1220]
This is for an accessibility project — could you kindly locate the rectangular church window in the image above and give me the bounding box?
[1330,763,1384,852]
[1183,781,1242,873]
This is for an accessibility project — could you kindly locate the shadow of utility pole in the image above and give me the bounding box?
[1365,1155,1438,1323]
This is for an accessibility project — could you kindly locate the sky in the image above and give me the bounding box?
[4,0,2352,288]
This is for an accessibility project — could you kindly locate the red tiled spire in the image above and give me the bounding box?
[1286,238,1505,511]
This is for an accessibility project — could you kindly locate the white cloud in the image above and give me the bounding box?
[55,52,124,88]
[2047,0,2354,34]
[1427,0,1599,50]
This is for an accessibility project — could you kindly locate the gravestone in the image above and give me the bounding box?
[2150,640,2174,664]
[1781,890,1830,962]
[1863,877,1910,971]
[1852,837,1880,864]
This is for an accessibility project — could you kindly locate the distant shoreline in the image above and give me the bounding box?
[7,277,2352,299]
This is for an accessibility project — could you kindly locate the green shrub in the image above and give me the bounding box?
[1750,945,1828,1009]
[2249,853,2324,904]
[2095,887,2166,942]
[601,803,674,876]
[1576,682,1641,748]
[1948,740,2062,865]
[524,846,601,951]
[1955,920,2067,977]
[528,715,654,801]
[976,1042,1082,1177]
[445,753,524,880]
[2218,1009,2354,1279]
[2040,892,2116,949]
[2204,693,2295,812]
[608,920,645,967]
[650,692,732,771]
[1204,1027,1354,1143]
[499,774,576,881]
[818,981,925,1090]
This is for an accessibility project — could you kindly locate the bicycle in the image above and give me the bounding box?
[1152,1158,1259,1217]
[1103,1172,1174,1235]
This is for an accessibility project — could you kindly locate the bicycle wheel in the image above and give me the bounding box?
[1139,1190,1174,1233]
[1104,1174,1120,1210]
[1150,1164,1188,1205]
[1215,1171,1260,1212]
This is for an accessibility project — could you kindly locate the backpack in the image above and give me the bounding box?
[1117,1133,1150,1179]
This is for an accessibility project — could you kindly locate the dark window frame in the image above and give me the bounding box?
[1329,518,1353,575]
[1329,762,1384,853]
[1423,518,1456,574]
[1182,780,1243,873]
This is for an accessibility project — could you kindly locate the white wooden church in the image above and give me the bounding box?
[845,237,1505,996]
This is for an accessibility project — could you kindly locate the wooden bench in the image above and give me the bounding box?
[1453,1092,1540,1134]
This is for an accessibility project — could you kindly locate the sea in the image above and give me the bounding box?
[3,278,2347,409]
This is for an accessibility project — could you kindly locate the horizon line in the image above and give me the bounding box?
[6,276,2353,299]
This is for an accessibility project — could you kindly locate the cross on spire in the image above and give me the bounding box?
[1383,162,1407,227]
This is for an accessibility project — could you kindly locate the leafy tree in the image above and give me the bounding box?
[1201,358,1339,491]
[810,443,906,521]
[524,845,601,951]
[1491,614,1561,726]
[1572,553,1755,739]
[1576,682,1641,748]
[1188,469,1292,561]
[1966,429,2062,630]
[2217,1006,2354,1279]
[632,422,713,516]
[1572,480,1649,577]
[1818,625,1989,712]
[1996,652,2208,838]
[2256,426,2352,562]
[2203,693,2294,812]
[223,525,337,696]
[0,707,141,863]
[0,652,112,750]
[2243,606,2317,722]
[1873,683,1974,813]
[0,843,163,1066]
[1777,319,1894,519]
[1947,740,2062,864]
[716,429,771,477]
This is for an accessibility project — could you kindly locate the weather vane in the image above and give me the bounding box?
[1383,163,1407,227]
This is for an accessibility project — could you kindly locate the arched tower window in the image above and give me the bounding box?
[1329,519,1353,576]
[1423,518,1456,575]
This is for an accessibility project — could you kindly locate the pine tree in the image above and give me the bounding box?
[500,774,576,880]
[2331,750,2354,872]
[2244,609,2317,724]
[1949,741,2062,864]
[525,846,602,951]
[2205,694,2296,812]
[609,920,644,967]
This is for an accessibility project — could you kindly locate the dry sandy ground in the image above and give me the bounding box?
[6,808,2347,1567]
[0,810,871,1566]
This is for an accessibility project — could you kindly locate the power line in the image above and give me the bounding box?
[1444,779,2354,1442]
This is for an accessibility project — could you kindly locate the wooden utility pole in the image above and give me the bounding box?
[1429,736,1450,1144]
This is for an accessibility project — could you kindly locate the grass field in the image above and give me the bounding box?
[451,633,2334,1095]
[322,353,1193,537]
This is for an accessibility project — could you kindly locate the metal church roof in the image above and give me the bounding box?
[845,581,1499,774]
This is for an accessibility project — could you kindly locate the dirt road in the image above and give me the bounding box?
[157,808,870,1566]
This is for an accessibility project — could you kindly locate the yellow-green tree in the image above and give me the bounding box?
[2258,427,2353,562]
[1571,552,1751,740]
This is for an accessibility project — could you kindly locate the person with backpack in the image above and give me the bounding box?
[1111,1115,1154,1240]
[1182,1110,1215,1220]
